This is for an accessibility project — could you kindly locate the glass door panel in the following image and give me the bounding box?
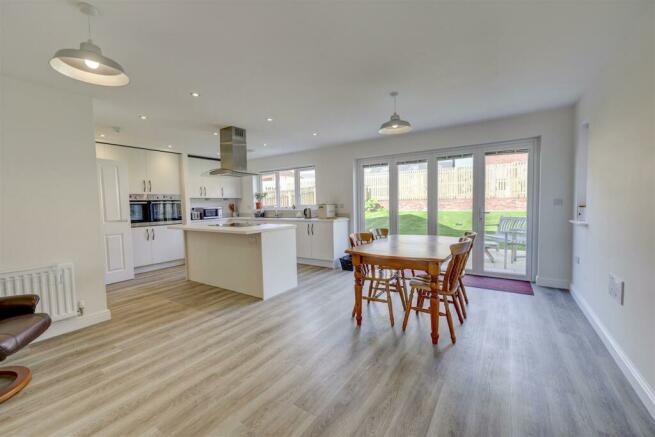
[437,155,474,268]
[398,160,428,235]
[483,151,529,276]
[363,163,390,231]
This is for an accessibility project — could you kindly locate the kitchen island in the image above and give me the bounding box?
[170,221,297,300]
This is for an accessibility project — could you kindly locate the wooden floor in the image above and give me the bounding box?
[1,265,654,436]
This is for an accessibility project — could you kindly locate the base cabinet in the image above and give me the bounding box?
[266,219,349,267]
[132,227,185,268]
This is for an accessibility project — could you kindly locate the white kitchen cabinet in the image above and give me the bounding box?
[219,176,242,198]
[95,144,181,195]
[309,222,335,261]
[187,157,242,199]
[131,226,185,268]
[132,227,153,268]
[295,222,312,258]
[146,150,180,195]
[151,227,185,264]
[276,219,349,267]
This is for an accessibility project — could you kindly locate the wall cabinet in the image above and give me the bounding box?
[96,144,181,195]
[187,157,242,199]
[132,227,185,268]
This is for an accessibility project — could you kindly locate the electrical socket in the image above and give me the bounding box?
[608,274,624,305]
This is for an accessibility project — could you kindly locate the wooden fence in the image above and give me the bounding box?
[364,161,527,201]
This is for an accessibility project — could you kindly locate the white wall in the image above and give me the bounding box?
[250,106,575,287]
[0,75,110,338]
[571,2,655,417]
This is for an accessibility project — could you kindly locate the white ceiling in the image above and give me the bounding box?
[0,1,642,158]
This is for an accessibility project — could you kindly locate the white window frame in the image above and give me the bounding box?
[355,138,540,282]
[258,166,317,208]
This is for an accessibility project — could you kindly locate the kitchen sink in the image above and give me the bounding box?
[209,222,261,227]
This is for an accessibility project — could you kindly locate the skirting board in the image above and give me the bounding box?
[570,283,655,420]
[135,259,185,274]
[297,258,337,269]
[536,276,570,289]
[34,309,112,342]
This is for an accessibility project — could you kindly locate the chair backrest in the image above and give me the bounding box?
[497,216,527,233]
[460,232,477,274]
[349,232,375,248]
[370,228,390,239]
[441,238,472,293]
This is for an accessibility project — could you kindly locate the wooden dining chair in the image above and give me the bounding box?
[349,232,406,326]
[459,231,477,305]
[402,238,472,344]
[370,228,390,239]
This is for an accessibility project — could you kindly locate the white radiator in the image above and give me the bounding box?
[0,263,79,322]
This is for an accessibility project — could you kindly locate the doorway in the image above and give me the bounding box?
[357,139,539,281]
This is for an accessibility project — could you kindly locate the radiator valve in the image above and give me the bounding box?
[77,300,86,316]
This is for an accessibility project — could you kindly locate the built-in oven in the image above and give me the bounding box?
[149,195,182,223]
[129,197,151,224]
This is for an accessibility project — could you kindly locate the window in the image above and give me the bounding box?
[261,173,277,207]
[258,167,316,208]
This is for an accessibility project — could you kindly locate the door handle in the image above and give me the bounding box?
[143,180,146,192]
[152,228,155,240]
[200,187,203,197]
[311,223,314,235]
[146,228,150,240]
[221,187,224,198]
[307,223,310,235]
[148,180,152,192]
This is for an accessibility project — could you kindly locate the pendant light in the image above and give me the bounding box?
[50,2,129,87]
[378,91,412,135]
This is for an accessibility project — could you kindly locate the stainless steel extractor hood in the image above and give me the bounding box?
[209,126,259,177]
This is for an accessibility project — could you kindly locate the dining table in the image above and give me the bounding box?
[346,234,458,344]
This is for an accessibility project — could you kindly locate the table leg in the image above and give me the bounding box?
[429,263,440,345]
[353,254,363,326]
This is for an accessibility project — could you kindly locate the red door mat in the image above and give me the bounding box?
[462,275,533,295]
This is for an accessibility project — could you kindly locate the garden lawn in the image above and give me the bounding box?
[364,210,526,237]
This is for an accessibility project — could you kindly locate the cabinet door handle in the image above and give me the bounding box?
[152,228,155,240]
[146,228,150,241]
[307,223,310,235]
[143,180,146,192]
[148,180,152,192]
[200,187,203,196]
[311,223,314,235]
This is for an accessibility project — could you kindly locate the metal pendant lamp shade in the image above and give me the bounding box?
[50,2,129,87]
[378,91,412,135]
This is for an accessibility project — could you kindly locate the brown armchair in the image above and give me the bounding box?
[0,295,51,403]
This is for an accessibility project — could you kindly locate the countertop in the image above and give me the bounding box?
[170,222,296,235]
[190,216,349,224]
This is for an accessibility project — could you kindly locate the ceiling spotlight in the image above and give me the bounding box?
[312,132,318,136]
[167,145,173,149]
[263,143,268,147]
[190,92,200,97]
[139,115,147,120]
[49,2,129,86]
[266,117,273,122]
[379,91,412,135]
[213,132,219,136]
[99,133,105,138]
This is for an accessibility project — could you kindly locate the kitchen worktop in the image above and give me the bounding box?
[190,216,349,224]
[170,222,296,235]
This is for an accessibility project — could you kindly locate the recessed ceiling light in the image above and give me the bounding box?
[263,143,267,147]
[213,132,218,136]
[266,117,273,122]
[190,91,200,97]
[139,114,147,120]
[167,145,173,149]
[99,133,105,138]
[217,152,220,156]
[312,132,319,136]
